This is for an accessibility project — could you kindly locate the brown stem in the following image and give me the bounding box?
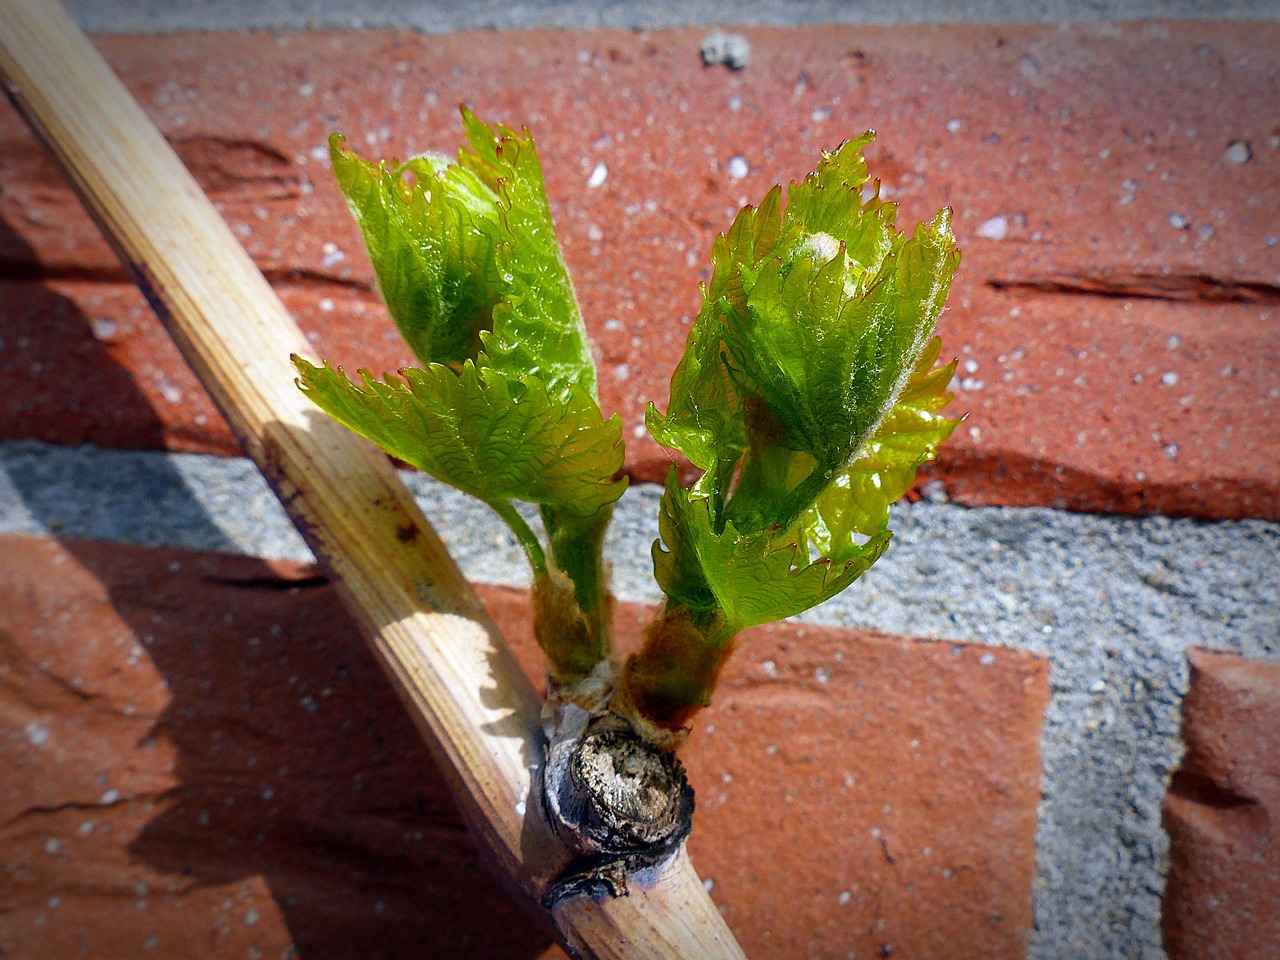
[617,606,738,735]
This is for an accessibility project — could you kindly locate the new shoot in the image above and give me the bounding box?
[292,109,959,901]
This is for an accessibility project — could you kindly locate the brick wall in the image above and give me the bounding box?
[1,18,1277,960]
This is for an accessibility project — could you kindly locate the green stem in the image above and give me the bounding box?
[490,499,547,576]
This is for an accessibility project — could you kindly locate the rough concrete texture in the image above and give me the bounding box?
[62,0,1280,33]
[0,534,1048,959]
[1162,649,1280,960]
[3,24,1278,519]
[2,441,1278,958]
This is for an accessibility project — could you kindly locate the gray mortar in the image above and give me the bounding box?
[63,0,1280,33]
[2,440,1277,959]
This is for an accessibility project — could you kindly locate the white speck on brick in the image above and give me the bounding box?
[89,316,118,340]
[815,667,830,683]
[727,156,749,181]
[1225,140,1252,164]
[321,243,345,268]
[703,877,715,892]
[811,107,831,122]
[761,659,778,677]
[839,890,852,905]
[976,216,1008,240]
[613,364,630,381]
[157,375,183,405]
[1161,371,1179,387]
[25,721,50,746]
[587,224,604,242]
[1164,443,1179,460]
[587,161,607,189]
[99,789,120,805]
[1169,214,1189,230]
[979,652,997,666]
[1167,334,1181,350]
[964,358,979,374]
[77,820,94,836]
[44,838,61,854]
[947,118,963,133]
[318,298,335,312]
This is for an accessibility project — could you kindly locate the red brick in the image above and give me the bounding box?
[1163,647,1280,960]
[0,534,1047,958]
[0,24,1276,520]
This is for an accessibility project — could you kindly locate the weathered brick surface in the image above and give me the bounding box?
[1,23,1277,519]
[0,534,1047,958]
[1163,647,1280,960]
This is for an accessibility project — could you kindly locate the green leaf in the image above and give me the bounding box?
[644,187,782,506]
[644,134,958,635]
[330,112,597,402]
[329,134,503,370]
[795,336,959,555]
[653,469,890,630]
[293,357,626,518]
[454,109,597,400]
[647,133,959,535]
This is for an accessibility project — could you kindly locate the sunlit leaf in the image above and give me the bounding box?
[294,357,626,517]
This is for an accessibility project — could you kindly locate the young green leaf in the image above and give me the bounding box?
[331,111,597,401]
[329,134,503,370]
[293,357,626,520]
[623,134,961,735]
[795,336,959,549]
[454,109,597,400]
[653,470,891,630]
[318,113,620,683]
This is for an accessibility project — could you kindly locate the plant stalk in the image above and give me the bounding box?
[0,0,745,955]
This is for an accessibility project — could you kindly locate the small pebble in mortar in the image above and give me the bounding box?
[700,31,750,70]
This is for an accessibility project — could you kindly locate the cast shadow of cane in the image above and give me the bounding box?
[0,212,557,958]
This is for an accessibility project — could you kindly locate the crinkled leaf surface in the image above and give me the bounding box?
[650,135,958,528]
[331,111,596,401]
[795,336,959,555]
[454,110,596,400]
[646,133,959,629]
[653,471,890,630]
[330,134,503,370]
[294,357,626,517]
